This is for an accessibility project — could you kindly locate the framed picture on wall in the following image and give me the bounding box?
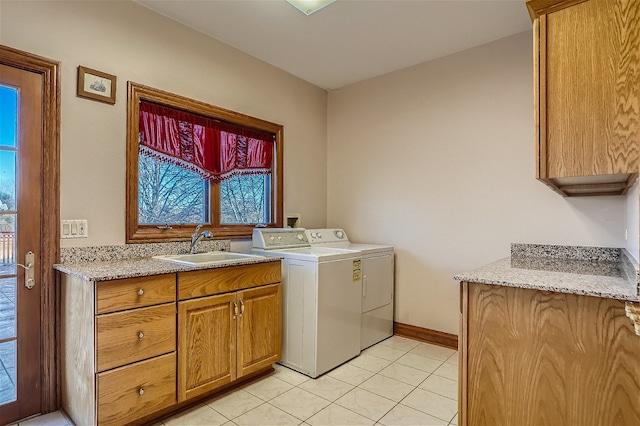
[77,66,117,104]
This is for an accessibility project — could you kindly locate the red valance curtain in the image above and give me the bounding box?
[139,100,274,182]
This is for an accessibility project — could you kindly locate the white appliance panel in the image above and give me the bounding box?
[279,259,317,376]
[316,259,362,375]
[361,303,394,350]
[362,254,394,313]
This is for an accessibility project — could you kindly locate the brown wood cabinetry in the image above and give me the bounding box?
[529,0,639,196]
[61,274,177,426]
[61,260,282,425]
[459,281,640,425]
[177,266,282,402]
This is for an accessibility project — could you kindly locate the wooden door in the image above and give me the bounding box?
[0,63,43,422]
[538,0,639,190]
[177,293,236,402]
[237,284,282,378]
[463,282,640,425]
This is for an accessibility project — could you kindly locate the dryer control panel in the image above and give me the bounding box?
[305,228,349,244]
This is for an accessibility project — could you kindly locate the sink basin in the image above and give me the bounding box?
[153,251,265,266]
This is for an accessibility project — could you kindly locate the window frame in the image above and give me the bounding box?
[126,82,283,243]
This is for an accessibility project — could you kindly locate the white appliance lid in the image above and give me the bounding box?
[305,229,394,254]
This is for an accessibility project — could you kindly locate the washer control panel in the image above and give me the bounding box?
[252,228,309,249]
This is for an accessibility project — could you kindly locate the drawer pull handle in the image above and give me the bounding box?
[239,299,245,316]
[138,388,145,395]
[137,288,144,296]
[138,331,144,339]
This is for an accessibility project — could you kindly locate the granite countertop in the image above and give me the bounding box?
[454,243,640,302]
[54,241,281,282]
[54,255,281,282]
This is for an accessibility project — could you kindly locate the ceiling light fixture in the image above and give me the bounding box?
[286,0,337,16]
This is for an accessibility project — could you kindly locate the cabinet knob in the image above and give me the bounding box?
[137,288,144,296]
[138,388,145,395]
[138,331,144,339]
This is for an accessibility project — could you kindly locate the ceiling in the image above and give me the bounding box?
[135,0,532,90]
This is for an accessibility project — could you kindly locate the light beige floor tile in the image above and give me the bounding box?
[327,363,375,386]
[445,352,458,366]
[378,336,421,352]
[306,403,374,426]
[358,374,414,402]
[233,403,300,426]
[409,344,455,362]
[401,388,457,423]
[270,387,331,421]
[394,353,444,373]
[206,389,263,419]
[163,403,229,426]
[378,363,430,387]
[243,376,294,401]
[363,344,406,362]
[299,375,355,401]
[450,413,458,425]
[348,353,393,373]
[378,404,448,426]
[335,387,396,422]
[419,375,458,400]
[273,364,311,386]
[19,411,70,426]
[432,362,458,381]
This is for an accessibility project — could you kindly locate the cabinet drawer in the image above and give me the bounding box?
[178,262,281,300]
[97,352,176,426]
[96,303,176,372]
[96,274,176,314]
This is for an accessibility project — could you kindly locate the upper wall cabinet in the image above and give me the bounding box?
[528,0,639,196]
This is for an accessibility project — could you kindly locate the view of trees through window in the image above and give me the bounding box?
[138,153,270,225]
[138,153,207,225]
[220,174,270,224]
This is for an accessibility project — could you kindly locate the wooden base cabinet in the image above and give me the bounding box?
[61,274,177,426]
[177,263,282,402]
[459,281,640,425]
[61,260,282,426]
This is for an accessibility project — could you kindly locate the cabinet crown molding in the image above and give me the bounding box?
[526,0,589,21]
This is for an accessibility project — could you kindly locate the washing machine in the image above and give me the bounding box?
[252,228,363,377]
[305,228,394,350]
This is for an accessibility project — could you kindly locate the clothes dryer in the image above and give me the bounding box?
[305,229,394,349]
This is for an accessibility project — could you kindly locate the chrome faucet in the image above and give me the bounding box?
[190,224,213,254]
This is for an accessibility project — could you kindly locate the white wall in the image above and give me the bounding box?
[0,0,328,247]
[625,181,639,262]
[327,31,628,335]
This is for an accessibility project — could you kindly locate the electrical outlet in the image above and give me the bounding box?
[61,220,88,239]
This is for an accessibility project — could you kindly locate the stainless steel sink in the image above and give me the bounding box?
[153,251,265,266]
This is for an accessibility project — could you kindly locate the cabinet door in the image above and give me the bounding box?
[178,293,236,402]
[237,284,282,378]
[537,0,639,195]
[464,282,640,425]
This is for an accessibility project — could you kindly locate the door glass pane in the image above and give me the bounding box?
[0,215,16,276]
[0,86,17,148]
[0,84,18,407]
[0,278,17,405]
[0,151,16,212]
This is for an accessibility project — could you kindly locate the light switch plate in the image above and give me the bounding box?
[61,219,88,239]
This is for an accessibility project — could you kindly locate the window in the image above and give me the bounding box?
[126,82,283,242]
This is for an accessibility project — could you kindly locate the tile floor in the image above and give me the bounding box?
[14,336,459,426]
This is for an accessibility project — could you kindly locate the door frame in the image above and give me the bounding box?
[0,44,61,413]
